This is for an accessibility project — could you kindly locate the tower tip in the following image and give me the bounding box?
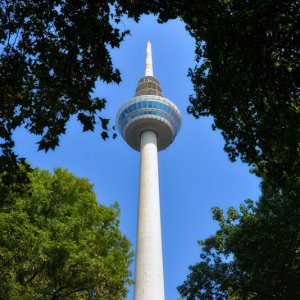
[145,40,153,76]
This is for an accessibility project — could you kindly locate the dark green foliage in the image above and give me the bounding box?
[178,179,300,299]
[181,0,299,184]
[136,0,300,184]
[0,0,135,185]
[0,150,32,197]
[118,2,300,298]
[0,168,133,299]
[2,0,298,188]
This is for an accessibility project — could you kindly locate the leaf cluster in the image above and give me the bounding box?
[133,0,300,184]
[181,0,299,184]
[178,179,300,299]
[3,0,298,190]
[0,0,135,185]
[0,168,133,299]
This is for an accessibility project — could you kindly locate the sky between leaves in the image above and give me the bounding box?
[13,15,260,300]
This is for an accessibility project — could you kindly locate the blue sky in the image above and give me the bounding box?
[13,15,260,299]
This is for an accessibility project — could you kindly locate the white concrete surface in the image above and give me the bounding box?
[134,130,165,300]
[145,40,153,76]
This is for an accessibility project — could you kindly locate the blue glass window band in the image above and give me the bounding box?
[120,110,179,133]
[119,106,180,137]
[118,100,180,132]
[120,109,177,135]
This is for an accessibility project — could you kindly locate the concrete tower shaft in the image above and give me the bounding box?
[135,130,164,300]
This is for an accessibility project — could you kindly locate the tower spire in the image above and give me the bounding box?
[145,40,153,76]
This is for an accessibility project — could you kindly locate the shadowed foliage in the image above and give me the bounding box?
[1,0,298,187]
[1,3,299,298]
[178,179,300,299]
[0,0,136,186]
[129,0,300,184]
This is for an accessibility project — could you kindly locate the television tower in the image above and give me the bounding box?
[116,41,181,300]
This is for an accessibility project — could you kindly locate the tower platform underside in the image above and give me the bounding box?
[125,118,172,151]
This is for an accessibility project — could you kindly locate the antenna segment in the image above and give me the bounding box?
[145,40,153,76]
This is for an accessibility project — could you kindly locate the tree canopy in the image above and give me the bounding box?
[128,0,300,184]
[186,0,299,184]
[0,168,133,299]
[1,2,299,298]
[0,0,136,185]
[177,178,300,299]
[1,0,299,186]
[1,1,299,298]
[155,0,299,184]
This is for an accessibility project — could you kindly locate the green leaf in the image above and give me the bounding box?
[101,131,109,140]
[99,117,110,131]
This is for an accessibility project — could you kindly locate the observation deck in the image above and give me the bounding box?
[116,43,181,151]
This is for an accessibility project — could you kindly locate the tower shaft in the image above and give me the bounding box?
[135,130,165,300]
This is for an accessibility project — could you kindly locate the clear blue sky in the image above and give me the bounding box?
[13,15,260,299]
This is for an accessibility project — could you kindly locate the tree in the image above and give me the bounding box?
[182,0,299,184]
[138,0,300,184]
[0,0,137,185]
[0,168,133,299]
[2,1,298,188]
[177,179,300,299]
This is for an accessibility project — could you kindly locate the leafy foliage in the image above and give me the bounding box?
[2,0,298,188]
[181,0,299,184]
[0,168,133,299]
[0,0,135,185]
[177,179,300,299]
[136,0,299,184]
